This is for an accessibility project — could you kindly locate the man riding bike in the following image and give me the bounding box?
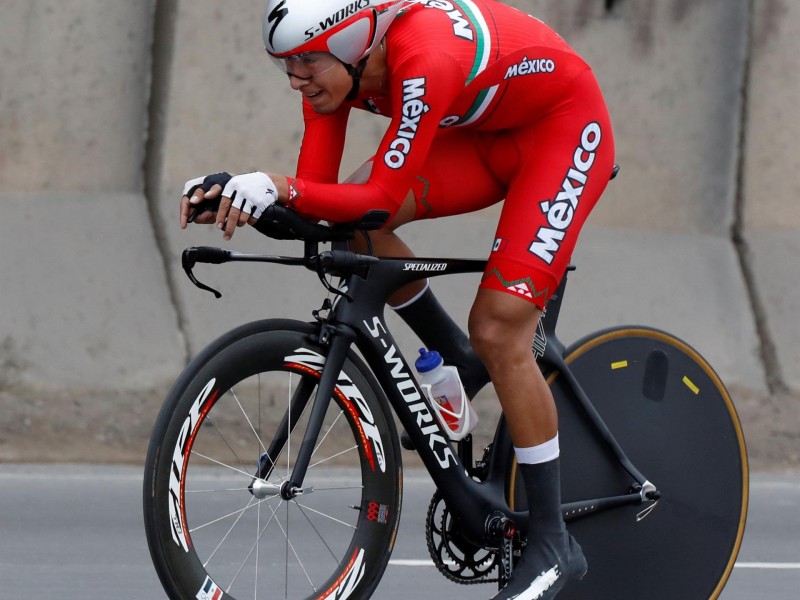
[180,1,615,597]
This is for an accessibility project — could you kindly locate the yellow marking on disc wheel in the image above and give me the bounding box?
[611,360,628,370]
[683,376,700,395]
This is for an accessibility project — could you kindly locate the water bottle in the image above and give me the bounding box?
[414,348,478,441]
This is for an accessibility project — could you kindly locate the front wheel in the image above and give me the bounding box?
[143,320,402,600]
[513,326,748,599]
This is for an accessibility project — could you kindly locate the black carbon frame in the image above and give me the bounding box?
[184,245,655,544]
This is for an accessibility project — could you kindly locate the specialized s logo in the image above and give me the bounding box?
[529,122,602,264]
[384,78,430,170]
[305,0,371,40]
[266,0,288,48]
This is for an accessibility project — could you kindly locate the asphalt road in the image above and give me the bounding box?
[0,465,797,599]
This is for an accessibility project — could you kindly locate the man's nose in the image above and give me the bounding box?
[288,74,311,91]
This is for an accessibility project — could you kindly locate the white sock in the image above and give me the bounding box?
[514,434,560,465]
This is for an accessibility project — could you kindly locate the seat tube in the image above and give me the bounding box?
[286,327,354,491]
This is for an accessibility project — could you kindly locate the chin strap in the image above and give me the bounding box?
[344,57,370,101]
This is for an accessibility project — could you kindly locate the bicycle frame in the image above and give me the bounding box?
[183,245,659,546]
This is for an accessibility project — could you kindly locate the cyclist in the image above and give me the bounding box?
[180,1,615,598]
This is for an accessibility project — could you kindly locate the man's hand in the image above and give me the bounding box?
[180,172,233,228]
[217,172,279,240]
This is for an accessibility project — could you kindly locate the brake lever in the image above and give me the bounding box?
[315,268,352,302]
[181,247,226,298]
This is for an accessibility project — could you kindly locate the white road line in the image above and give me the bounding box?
[390,560,437,567]
[734,563,800,570]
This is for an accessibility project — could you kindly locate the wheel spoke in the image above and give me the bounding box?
[311,408,346,457]
[190,494,277,536]
[225,499,285,594]
[190,450,260,480]
[202,495,260,567]
[203,413,249,474]
[229,387,269,456]
[254,490,260,600]
[292,500,357,531]
[308,444,359,470]
[186,486,252,493]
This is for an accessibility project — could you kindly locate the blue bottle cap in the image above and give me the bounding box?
[415,347,442,373]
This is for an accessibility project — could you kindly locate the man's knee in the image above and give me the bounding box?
[468,311,515,370]
[469,291,542,368]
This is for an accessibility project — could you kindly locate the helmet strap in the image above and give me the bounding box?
[344,57,370,102]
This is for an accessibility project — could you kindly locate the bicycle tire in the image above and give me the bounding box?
[511,326,748,599]
[143,319,402,600]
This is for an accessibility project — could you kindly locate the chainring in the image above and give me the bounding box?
[425,489,499,584]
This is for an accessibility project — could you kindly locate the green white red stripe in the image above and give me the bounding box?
[449,0,497,126]
[453,0,492,84]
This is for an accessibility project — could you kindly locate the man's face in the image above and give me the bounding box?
[283,52,351,114]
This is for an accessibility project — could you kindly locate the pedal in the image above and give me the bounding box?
[486,512,518,589]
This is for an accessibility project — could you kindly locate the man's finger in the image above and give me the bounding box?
[223,205,241,240]
[180,196,191,229]
[205,183,223,199]
[216,196,233,230]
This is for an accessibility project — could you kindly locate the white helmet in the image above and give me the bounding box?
[263,0,406,65]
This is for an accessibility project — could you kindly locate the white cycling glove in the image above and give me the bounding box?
[222,171,278,220]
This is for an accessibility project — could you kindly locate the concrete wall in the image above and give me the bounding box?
[744,0,800,393]
[1,1,186,394]
[1,0,797,463]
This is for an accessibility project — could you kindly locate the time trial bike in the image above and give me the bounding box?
[143,204,748,600]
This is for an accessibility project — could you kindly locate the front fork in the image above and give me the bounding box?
[252,323,355,499]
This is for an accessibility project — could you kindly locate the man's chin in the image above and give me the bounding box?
[308,93,344,115]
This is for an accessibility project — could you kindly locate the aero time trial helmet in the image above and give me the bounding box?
[263,0,406,66]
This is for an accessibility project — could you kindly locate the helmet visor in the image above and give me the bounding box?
[271,51,341,80]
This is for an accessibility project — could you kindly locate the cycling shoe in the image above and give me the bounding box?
[489,533,586,600]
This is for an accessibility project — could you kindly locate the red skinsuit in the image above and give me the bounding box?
[287,0,615,307]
